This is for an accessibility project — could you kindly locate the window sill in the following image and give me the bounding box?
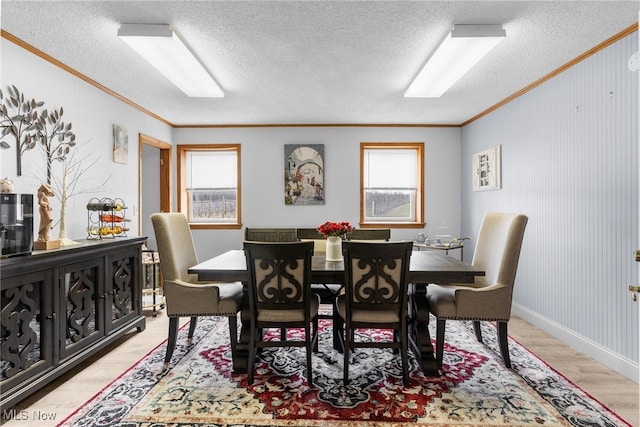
[189,223,242,230]
[359,222,425,229]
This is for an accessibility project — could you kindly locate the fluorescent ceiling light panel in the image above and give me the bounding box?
[405,24,506,98]
[118,23,223,97]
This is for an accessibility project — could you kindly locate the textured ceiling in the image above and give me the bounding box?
[1,1,638,126]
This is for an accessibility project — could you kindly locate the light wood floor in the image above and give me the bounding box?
[1,311,638,426]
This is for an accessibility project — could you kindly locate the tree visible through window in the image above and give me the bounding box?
[360,142,424,228]
[177,144,241,229]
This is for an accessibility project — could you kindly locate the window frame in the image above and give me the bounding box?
[177,144,242,229]
[359,142,424,229]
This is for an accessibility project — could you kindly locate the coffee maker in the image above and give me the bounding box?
[1,193,34,258]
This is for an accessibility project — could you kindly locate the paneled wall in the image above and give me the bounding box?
[461,32,639,380]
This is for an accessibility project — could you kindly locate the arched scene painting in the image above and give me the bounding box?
[284,144,324,205]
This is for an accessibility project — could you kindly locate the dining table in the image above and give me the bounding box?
[189,249,484,376]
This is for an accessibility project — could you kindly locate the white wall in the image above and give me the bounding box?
[0,38,172,242]
[174,126,461,260]
[461,31,639,380]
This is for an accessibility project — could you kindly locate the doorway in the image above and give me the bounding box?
[138,133,171,250]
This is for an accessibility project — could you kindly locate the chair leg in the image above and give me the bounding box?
[228,315,238,362]
[247,324,257,384]
[436,319,446,370]
[335,313,345,354]
[393,329,400,354]
[497,321,511,368]
[401,322,409,387]
[306,324,314,387]
[332,300,343,352]
[165,317,179,363]
[334,313,344,353]
[313,316,319,353]
[343,323,350,385]
[473,321,483,343]
[188,316,198,338]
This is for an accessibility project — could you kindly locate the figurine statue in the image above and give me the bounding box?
[37,183,55,242]
[0,178,14,193]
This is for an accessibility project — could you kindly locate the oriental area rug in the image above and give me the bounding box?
[57,316,630,427]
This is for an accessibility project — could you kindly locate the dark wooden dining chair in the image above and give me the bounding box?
[151,212,243,363]
[336,241,414,386]
[298,227,392,347]
[243,241,320,385]
[345,228,391,241]
[427,212,528,369]
[244,227,297,242]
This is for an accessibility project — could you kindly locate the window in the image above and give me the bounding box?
[177,144,241,229]
[360,142,424,228]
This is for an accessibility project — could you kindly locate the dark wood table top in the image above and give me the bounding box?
[189,249,484,285]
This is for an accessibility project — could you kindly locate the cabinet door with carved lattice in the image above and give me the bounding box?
[106,247,143,333]
[58,257,105,361]
[1,269,54,395]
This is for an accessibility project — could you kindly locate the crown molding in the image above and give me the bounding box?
[3,23,637,130]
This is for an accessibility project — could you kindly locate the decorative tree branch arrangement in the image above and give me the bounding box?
[0,86,44,176]
[51,142,110,245]
[27,140,110,245]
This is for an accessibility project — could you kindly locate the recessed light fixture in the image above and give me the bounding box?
[405,24,506,98]
[117,23,223,98]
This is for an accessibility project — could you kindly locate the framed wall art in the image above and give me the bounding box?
[472,145,501,191]
[112,124,128,164]
[284,144,324,205]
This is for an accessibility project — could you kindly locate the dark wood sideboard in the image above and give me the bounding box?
[0,237,147,410]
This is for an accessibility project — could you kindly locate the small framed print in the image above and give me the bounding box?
[472,145,501,191]
[113,124,128,164]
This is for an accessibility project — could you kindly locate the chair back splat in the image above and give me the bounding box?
[243,241,320,386]
[336,241,413,386]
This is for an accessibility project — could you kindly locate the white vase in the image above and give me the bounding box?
[326,236,343,261]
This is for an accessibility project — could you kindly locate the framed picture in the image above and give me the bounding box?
[472,145,501,191]
[284,144,324,205]
[112,124,128,164]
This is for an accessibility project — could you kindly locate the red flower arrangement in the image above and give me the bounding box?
[317,221,353,238]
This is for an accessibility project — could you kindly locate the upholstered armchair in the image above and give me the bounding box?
[336,241,414,386]
[151,213,243,363]
[426,212,528,369]
[243,241,320,385]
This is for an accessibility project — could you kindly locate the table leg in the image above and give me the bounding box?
[332,310,343,352]
[410,284,440,376]
[232,291,250,373]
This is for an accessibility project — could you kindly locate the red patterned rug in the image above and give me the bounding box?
[57,316,631,426]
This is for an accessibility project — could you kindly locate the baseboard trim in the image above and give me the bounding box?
[512,303,639,384]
